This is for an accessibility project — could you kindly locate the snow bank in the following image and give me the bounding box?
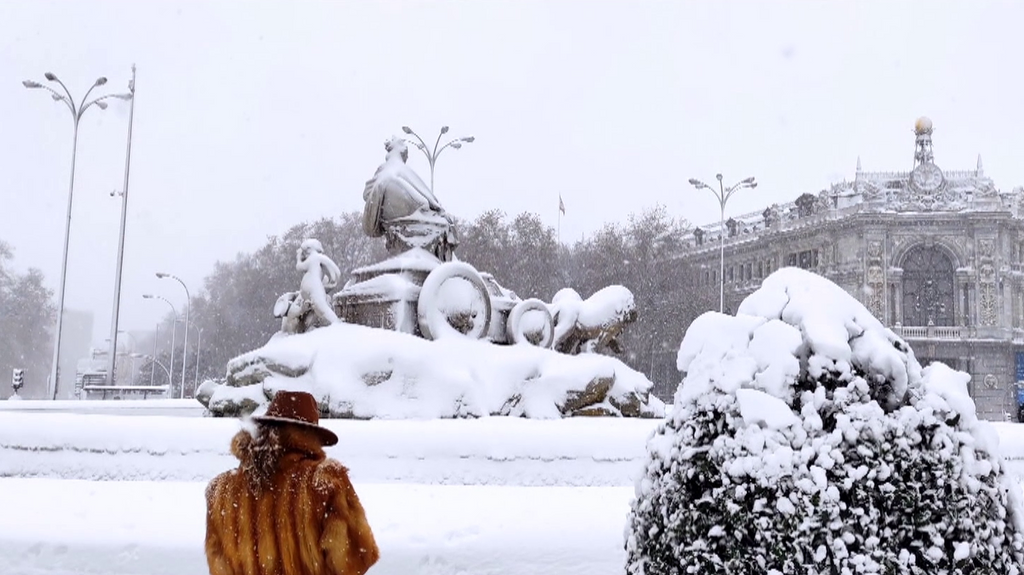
[0,412,658,486]
[0,398,205,416]
[6,411,1024,485]
[0,479,632,575]
[207,322,663,419]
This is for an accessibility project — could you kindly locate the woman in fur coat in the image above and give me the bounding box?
[205,391,379,575]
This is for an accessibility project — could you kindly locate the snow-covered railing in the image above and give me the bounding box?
[892,325,966,340]
[683,203,868,255]
[857,170,911,181]
[944,169,984,180]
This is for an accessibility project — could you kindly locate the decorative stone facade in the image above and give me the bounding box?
[672,118,1024,421]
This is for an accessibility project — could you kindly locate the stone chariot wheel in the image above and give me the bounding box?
[506,298,554,348]
[417,261,493,340]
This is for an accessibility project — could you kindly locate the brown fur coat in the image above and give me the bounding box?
[205,424,379,575]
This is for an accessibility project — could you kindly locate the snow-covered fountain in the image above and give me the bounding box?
[198,137,665,419]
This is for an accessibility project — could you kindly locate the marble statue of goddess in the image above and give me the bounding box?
[362,137,459,261]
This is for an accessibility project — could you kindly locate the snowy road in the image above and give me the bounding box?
[0,399,206,417]
[0,479,634,575]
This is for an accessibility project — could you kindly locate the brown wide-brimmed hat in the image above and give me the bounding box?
[251,390,338,446]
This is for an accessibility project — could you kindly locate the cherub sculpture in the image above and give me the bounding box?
[273,239,342,334]
[297,239,341,324]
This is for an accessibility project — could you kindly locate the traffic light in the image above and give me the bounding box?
[12,368,24,391]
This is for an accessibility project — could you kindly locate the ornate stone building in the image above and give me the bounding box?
[673,118,1024,420]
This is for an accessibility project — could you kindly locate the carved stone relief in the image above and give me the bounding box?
[979,263,998,326]
[979,239,995,259]
[867,240,883,259]
[866,264,885,318]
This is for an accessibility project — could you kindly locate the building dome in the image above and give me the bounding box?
[914,116,933,135]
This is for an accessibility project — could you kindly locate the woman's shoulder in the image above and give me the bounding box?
[311,458,354,493]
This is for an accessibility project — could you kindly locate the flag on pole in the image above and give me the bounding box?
[559,195,566,215]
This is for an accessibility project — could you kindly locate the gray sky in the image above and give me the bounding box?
[1,0,1023,346]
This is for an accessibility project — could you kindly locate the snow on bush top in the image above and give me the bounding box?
[677,267,919,409]
[627,267,1024,573]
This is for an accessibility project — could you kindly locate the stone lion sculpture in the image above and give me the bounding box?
[549,286,637,355]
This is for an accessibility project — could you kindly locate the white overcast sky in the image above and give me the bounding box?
[1,0,1023,345]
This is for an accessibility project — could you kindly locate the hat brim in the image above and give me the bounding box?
[250,415,338,446]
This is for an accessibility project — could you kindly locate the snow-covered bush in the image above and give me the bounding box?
[625,267,1024,574]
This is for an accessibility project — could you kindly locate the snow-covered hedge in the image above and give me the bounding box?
[625,268,1024,574]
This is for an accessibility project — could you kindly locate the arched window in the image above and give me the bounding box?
[902,245,955,326]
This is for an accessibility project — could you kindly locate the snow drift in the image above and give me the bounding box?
[198,322,664,420]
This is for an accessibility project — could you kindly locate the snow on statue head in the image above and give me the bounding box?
[383,136,409,162]
[626,267,1024,574]
[361,135,459,261]
[299,238,324,256]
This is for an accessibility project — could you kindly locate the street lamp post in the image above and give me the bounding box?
[142,294,176,392]
[106,65,138,387]
[119,330,137,385]
[688,174,758,313]
[105,330,136,385]
[177,317,203,396]
[400,125,475,193]
[150,322,159,386]
[193,327,204,393]
[129,353,171,386]
[156,273,190,399]
[23,71,133,399]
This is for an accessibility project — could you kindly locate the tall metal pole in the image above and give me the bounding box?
[24,72,132,398]
[49,119,79,397]
[106,65,137,387]
[193,328,203,390]
[150,323,159,385]
[718,182,726,313]
[143,294,176,391]
[688,174,758,314]
[157,273,190,398]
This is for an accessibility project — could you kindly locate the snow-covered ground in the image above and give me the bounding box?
[0,398,205,417]
[5,410,1024,484]
[0,411,660,485]
[4,409,1024,573]
[0,478,633,575]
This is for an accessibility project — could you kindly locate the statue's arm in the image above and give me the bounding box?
[323,257,342,288]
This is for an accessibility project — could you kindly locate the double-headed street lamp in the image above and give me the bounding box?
[23,71,133,399]
[401,125,474,193]
[156,272,190,399]
[688,174,758,313]
[142,294,177,391]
